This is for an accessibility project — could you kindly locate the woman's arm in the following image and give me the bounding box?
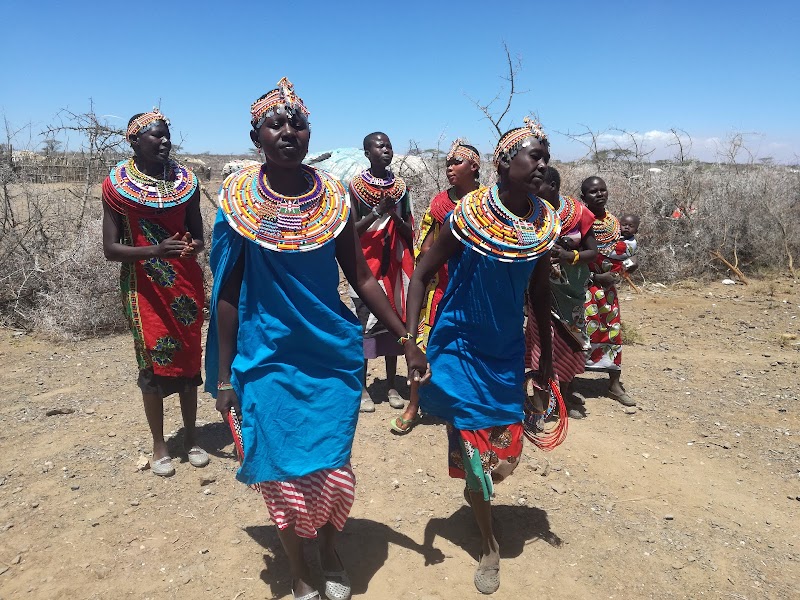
[102,202,188,262]
[390,192,414,249]
[182,192,205,256]
[215,253,244,414]
[335,214,428,381]
[528,252,553,385]
[405,221,462,354]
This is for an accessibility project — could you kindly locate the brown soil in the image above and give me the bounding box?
[0,279,798,599]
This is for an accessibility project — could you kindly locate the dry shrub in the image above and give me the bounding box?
[29,218,126,338]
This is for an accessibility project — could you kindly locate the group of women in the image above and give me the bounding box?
[101,77,634,599]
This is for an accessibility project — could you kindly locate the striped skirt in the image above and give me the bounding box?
[259,465,356,539]
[525,309,586,383]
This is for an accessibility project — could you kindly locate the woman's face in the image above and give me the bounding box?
[133,121,171,163]
[506,138,549,193]
[365,134,393,168]
[445,155,477,187]
[251,109,310,168]
[581,178,608,215]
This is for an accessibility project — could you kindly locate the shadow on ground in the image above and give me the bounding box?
[246,517,446,598]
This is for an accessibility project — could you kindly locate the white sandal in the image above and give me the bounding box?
[187,446,209,467]
[322,550,351,600]
[151,456,175,477]
[292,590,321,600]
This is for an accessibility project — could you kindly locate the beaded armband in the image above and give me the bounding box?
[397,333,413,346]
[217,382,234,391]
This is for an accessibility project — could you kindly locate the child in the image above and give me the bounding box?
[607,213,640,272]
[349,132,415,413]
[101,109,208,477]
[405,118,558,595]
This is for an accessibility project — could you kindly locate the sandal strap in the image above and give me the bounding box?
[292,590,320,600]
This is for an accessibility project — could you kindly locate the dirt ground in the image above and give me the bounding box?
[0,278,798,600]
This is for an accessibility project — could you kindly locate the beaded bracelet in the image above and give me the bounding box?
[397,333,413,345]
[217,382,234,391]
[571,250,580,265]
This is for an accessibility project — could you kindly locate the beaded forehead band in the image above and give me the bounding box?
[447,139,480,165]
[492,116,548,168]
[127,108,169,141]
[251,77,310,129]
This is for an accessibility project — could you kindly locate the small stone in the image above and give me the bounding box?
[31,502,39,509]
[203,489,212,495]
[624,407,637,415]
[664,514,674,520]
[11,555,21,565]
[642,453,650,459]
[392,479,400,489]
[107,432,116,438]
[70,485,80,491]
[84,408,96,415]
[605,503,615,512]
[199,476,216,487]
[551,483,566,494]
[199,548,209,554]
[42,461,53,473]
[672,561,684,570]
[721,442,732,449]
[130,500,140,507]
[45,408,75,416]
[135,456,150,472]
[517,497,527,506]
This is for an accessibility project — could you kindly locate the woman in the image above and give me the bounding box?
[581,176,635,406]
[405,118,559,595]
[391,139,484,434]
[101,109,208,477]
[206,78,426,600]
[525,166,597,419]
[350,132,415,413]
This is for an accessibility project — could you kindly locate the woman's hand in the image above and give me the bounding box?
[593,272,618,288]
[216,388,240,416]
[179,233,204,257]
[404,343,431,385]
[155,232,188,258]
[550,245,574,265]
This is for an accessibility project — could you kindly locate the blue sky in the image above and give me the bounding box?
[2,0,798,162]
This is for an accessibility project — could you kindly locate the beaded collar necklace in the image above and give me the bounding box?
[219,163,349,252]
[350,168,407,208]
[450,184,560,262]
[555,194,581,233]
[592,211,621,252]
[109,158,197,209]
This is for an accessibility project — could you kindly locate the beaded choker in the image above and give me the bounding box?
[108,158,197,209]
[450,185,560,262]
[350,169,407,208]
[219,164,349,252]
[592,212,621,253]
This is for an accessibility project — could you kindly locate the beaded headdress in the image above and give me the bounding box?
[492,117,548,168]
[127,108,169,141]
[446,139,480,166]
[251,77,310,129]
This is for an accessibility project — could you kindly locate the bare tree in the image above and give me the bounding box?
[465,42,527,138]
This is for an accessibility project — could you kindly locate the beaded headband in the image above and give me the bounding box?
[127,108,169,141]
[446,139,480,165]
[492,116,548,168]
[251,77,310,129]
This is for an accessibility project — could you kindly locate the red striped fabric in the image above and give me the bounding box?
[259,466,356,539]
[525,308,585,382]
